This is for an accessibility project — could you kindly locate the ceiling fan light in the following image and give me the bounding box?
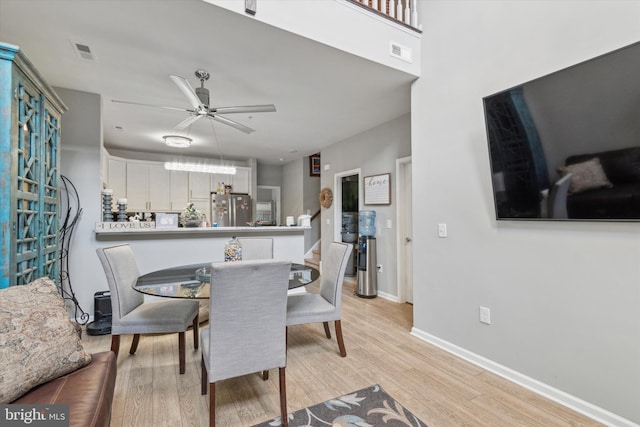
[163,135,192,148]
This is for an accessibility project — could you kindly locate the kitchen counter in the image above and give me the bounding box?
[93,225,309,270]
[95,224,308,239]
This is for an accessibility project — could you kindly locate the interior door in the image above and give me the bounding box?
[403,162,413,303]
[397,159,413,304]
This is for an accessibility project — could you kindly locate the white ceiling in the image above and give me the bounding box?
[0,0,414,165]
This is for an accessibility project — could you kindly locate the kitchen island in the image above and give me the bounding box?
[94,225,309,275]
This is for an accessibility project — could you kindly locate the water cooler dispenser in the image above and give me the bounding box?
[357,210,377,298]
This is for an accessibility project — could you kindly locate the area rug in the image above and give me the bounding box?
[253,384,428,427]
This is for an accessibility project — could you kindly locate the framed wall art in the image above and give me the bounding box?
[363,173,391,205]
[309,153,321,177]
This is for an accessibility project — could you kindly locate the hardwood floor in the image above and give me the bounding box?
[82,277,603,427]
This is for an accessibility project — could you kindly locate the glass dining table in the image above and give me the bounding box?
[134,262,319,299]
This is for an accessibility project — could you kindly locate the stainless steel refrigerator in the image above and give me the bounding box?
[211,194,252,227]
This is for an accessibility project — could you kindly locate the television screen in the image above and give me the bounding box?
[483,41,640,221]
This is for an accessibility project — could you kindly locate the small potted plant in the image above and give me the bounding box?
[180,203,205,227]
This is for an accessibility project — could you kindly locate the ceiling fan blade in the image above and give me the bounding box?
[170,74,205,111]
[112,99,190,112]
[210,114,255,134]
[211,104,277,114]
[174,114,202,130]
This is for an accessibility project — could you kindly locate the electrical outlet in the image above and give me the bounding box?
[438,223,447,238]
[479,306,491,325]
[377,264,383,273]
[386,219,392,229]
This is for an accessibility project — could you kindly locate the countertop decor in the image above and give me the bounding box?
[179,202,205,227]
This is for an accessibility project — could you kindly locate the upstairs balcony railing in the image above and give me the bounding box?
[346,0,421,31]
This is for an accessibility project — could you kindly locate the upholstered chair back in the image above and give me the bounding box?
[203,259,290,383]
[319,242,352,312]
[96,244,143,326]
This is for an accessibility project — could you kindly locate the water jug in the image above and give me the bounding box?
[358,210,376,236]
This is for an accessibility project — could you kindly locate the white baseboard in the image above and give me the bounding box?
[410,328,638,427]
[377,289,398,302]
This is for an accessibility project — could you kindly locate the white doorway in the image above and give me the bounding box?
[333,168,362,243]
[396,157,413,303]
[256,185,281,225]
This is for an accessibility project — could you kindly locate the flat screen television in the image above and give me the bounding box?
[483,41,640,221]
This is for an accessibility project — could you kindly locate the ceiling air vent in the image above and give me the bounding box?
[389,41,412,63]
[70,41,97,60]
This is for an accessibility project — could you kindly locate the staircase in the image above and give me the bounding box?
[305,248,321,269]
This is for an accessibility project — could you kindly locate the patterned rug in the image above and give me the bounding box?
[253,384,428,427]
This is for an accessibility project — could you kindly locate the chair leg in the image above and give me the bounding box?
[335,320,346,357]
[179,332,186,374]
[129,334,140,354]
[323,322,331,338]
[193,315,199,350]
[110,334,120,356]
[201,356,207,395]
[279,367,288,427]
[209,382,216,427]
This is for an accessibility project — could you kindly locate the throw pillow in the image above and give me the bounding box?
[0,277,92,403]
[558,157,613,194]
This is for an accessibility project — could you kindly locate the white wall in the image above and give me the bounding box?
[321,113,411,296]
[411,1,640,424]
[57,87,105,319]
[281,158,304,224]
[257,162,283,187]
[205,0,421,77]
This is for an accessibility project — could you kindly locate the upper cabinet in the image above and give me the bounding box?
[230,168,250,194]
[107,157,126,201]
[125,162,171,211]
[106,156,252,213]
[188,172,212,199]
[169,170,189,211]
[0,43,67,288]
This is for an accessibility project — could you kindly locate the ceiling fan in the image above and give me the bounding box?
[113,70,276,134]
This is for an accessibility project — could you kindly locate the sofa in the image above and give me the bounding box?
[558,146,640,219]
[0,277,117,427]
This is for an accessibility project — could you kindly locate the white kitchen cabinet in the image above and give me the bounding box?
[231,167,250,194]
[148,165,171,211]
[189,172,212,199]
[126,162,171,211]
[170,170,189,211]
[209,168,250,194]
[104,156,252,214]
[107,158,127,201]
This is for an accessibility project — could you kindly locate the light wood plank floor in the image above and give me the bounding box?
[82,277,603,427]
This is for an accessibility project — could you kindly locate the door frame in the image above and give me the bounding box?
[256,185,281,225]
[395,156,412,303]
[333,168,361,243]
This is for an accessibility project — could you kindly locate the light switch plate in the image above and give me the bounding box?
[438,223,447,238]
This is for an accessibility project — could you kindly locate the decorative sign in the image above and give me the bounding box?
[364,173,391,205]
[95,221,156,230]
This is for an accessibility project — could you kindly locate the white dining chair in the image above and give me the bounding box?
[96,244,200,374]
[237,237,306,296]
[238,237,273,260]
[200,259,291,427]
[286,241,352,357]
